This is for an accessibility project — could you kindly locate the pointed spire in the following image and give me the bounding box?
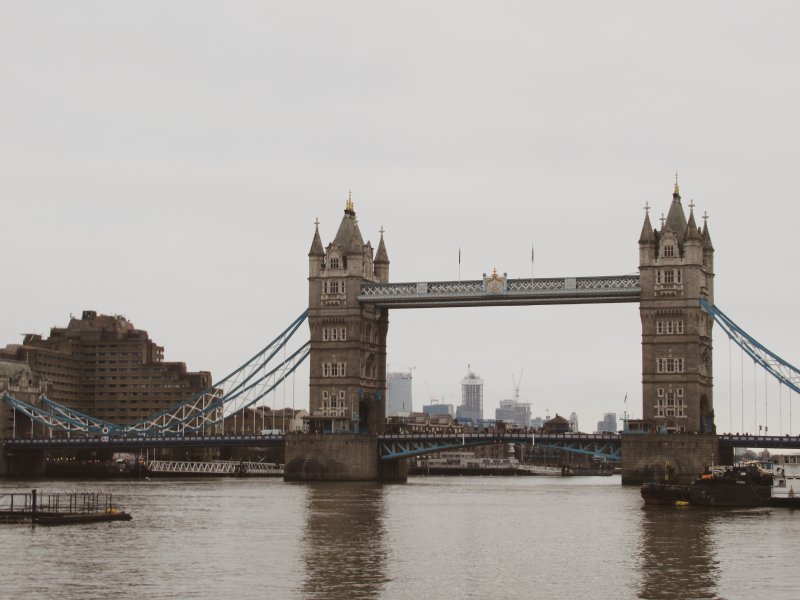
[673,172,680,198]
[333,192,363,249]
[375,226,389,264]
[664,179,688,243]
[639,205,656,244]
[309,217,324,256]
[685,204,701,242]
[701,211,714,250]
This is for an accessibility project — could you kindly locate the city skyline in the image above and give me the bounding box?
[2,3,799,435]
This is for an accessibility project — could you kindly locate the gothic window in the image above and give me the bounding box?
[656,320,685,335]
[322,362,346,377]
[322,328,330,341]
[656,270,683,285]
[329,257,340,270]
[663,245,675,257]
[656,357,684,373]
[323,280,344,295]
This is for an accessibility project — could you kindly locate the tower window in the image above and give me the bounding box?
[656,320,685,335]
[656,269,682,285]
[329,257,340,270]
[663,245,675,257]
[656,357,685,373]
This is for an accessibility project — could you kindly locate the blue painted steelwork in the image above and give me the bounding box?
[3,433,286,451]
[701,298,800,395]
[3,310,310,435]
[377,432,622,461]
[4,393,105,433]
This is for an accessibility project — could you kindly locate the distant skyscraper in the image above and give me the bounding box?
[596,412,618,434]
[423,402,455,417]
[387,371,413,415]
[569,412,579,433]
[456,367,483,423]
[496,399,531,427]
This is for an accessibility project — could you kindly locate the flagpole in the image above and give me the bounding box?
[531,244,534,284]
[458,247,461,283]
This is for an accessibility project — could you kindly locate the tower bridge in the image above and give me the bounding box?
[288,180,718,481]
[5,180,800,483]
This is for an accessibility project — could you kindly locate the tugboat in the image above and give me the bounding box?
[688,464,772,507]
[640,461,691,506]
[769,455,800,507]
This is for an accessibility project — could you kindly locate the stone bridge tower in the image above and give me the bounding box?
[638,179,715,433]
[307,197,390,434]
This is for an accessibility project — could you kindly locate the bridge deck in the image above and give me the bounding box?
[358,275,641,308]
[5,433,800,453]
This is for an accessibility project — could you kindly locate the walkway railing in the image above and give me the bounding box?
[146,460,283,476]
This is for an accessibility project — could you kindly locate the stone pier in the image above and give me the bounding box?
[284,434,406,482]
[621,433,720,485]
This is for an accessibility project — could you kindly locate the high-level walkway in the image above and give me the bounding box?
[358,275,641,308]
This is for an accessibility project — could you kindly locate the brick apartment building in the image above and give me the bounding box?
[1,310,212,427]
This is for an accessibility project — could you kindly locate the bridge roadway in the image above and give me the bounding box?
[5,432,800,457]
[2,431,623,459]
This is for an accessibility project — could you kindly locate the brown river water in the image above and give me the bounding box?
[1,475,799,599]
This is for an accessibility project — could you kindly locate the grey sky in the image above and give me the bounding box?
[2,2,799,434]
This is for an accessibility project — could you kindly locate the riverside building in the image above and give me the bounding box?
[0,310,213,427]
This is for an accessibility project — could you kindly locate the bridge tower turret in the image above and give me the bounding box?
[307,196,389,435]
[639,178,715,433]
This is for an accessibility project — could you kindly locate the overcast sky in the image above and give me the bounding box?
[2,2,799,434]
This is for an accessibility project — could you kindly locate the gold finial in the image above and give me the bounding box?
[674,172,680,196]
[346,190,354,213]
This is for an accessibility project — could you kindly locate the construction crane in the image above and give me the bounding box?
[512,370,524,403]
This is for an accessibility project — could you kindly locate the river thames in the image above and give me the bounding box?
[2,475,799,599]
